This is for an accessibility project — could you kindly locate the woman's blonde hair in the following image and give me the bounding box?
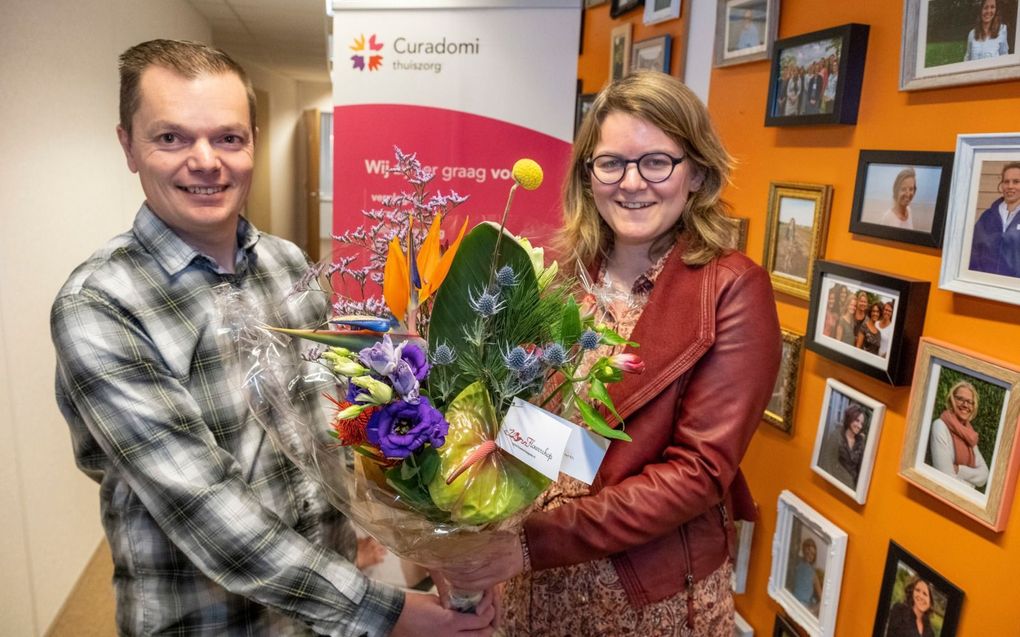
[946,380,979,416]
[558,72,736,267]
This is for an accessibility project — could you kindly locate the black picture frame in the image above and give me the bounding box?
[765,23,870,127]
[610,0,644,19]
[805,260,930,386]
[872,541,964,637]
[772,613,801,637]
[849,150,954,248]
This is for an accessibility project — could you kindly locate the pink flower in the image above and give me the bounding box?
[608,353,645,374]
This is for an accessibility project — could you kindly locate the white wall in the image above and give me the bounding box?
[0,1,211,633]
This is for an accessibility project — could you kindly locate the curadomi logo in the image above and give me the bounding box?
[347,32,481,74]
[349,33,383,72]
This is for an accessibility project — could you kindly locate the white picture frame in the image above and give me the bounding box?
[768,491,848,637]
[809,379,886,504]
[644,0,682,25]
[732,519,754,594]
[939,132,1020,306]
[714,0,780,67]
[735,611,754,637]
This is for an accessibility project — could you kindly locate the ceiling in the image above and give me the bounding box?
[186,0,331,83]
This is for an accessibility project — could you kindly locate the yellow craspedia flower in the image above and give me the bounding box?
[512,158,543,191]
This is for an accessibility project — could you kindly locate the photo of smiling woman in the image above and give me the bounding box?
[441,71,781,636]
[928,379,990,490]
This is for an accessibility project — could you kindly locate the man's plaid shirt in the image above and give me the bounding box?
[51,205,403,636]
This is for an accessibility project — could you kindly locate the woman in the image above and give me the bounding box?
[852,290,869,336]
[880,168,917,230]
[834,294,857,345]
[885,577,935,637]
[855,302,882,355]
[965,0,1009,61]
[877,301,895,358]
[443,72,781,636]
[929,381,989,489]
[785,67,802,116]
[821,287,840,337]
[790,538,822,616]
[836,404,866,486]
[821,57,838,113]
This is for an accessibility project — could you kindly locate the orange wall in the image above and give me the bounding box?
[580,2,1020,635]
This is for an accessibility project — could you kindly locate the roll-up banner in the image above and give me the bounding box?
[331,0,581,261]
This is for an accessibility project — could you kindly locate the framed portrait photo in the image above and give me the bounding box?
[939,133,1020,306]
[901,0,1020,91]
[849,150,954,248]
[763,182,833,300]
[768,491,847,637]
[609,22,633,82]
[806,260,930,386]
[644,0,681,25]
[631,34,672,73]
[714,0,780,67]
[810,379,886,504]
[732,519,754,594]
[610,0,644,19]
[899,338,1020,531]
[765,23,870,127]
[765,328,804,433]
[871,541,964,637]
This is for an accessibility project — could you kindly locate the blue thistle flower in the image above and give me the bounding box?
[469,288,505,317]
[504,346,531,371]
[541,343,567,367]
[579,329,600,350]
[432,342,456,366]
[496,265,518,288]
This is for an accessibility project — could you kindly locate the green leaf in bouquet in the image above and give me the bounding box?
[595,325,638,348]
[558,296,582,347]
[587,378,623,424]
[384,465,451,523]
[428,381,550,525]
[400,457,419,481]
[576,400,632,442]
[417,446,440,484]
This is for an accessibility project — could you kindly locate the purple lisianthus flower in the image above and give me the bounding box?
[359,335,400,376]
[400,342,430,381]
[390,360,421,402]
[366,397,449,459]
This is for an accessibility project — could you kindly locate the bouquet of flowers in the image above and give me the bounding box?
[242,148,642,609]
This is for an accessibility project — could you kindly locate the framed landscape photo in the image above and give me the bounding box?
[849,150,954,248]
[768,491,847,637]
[631,34,672,73]
[732,519,754,594]
[810,378,886,504]
[609,22,633,81]
[714,0,780,67]
[644,0,681,25]
[765,23,870,127]
[872,541,964,637]
[806,260,930,386]
[899,338,1020,531]
[763,182,833,300]
[939,133,1020,306]
[610,0,644,19]
[901,0,1020,91]
[764,328,804,433]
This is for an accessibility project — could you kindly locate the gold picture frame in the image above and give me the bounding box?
[764,328,804,433]
[763,181,833,300]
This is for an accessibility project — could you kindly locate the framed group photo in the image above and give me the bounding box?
[768,491,847,637]
[765,23,870,127]
[899,338,1020,531]
[631,34,672,73]
[901,0,1020,91]
[810,379,886,504]
[806,260,930,386]
[609,22,633,82]
[872,541,964,637]
[643,0,681,25]
[763,182,833,300]
[714,0,780,67]
[939,133,1020,306]
[764,328,805,433]
[849,150,955,248]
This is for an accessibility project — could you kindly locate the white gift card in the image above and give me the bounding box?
[559,418,611,485]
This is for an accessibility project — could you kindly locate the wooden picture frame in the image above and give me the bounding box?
[610,0,644,19]
[768,491,847,637]
[899,338,1020,531]
[714,0,780,67]
[872,541,964,637]
[765,23,870,127]
[764,328,804,434]
[732,519,754,594]
[806,260,930,386]
[609,22,633,81]
[938,132,1020,306]
[734,216,750,253]
[849,149,954,248]
[644,0,681,25]
[810,378,886,504]
[763,182,832,300]
[631,34,672,73]
[900,0,1020,91]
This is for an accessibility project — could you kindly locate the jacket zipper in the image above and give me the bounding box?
[679,524,696,635]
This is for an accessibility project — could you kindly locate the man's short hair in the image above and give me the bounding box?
[119,39,256,137]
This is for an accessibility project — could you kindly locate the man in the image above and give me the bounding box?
[51,39,494,636]
[969,162,1020,277]
[804,61,823,115]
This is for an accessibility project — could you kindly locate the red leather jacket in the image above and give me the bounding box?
[523,246,781,607]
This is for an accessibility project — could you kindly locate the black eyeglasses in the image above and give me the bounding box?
[586,153,685,185]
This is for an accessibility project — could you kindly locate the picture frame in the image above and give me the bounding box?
[899,338,1020,531]
[938,132,1020,306]
[805,260,930,386]
[765,23,870,127]
[735,611,755,637]
[585,0,608,7]
[644,0,681,25]
[609,22,633,82]
[763,181,833,300]
[610,0,644,19]
[900,0,1020,91]
[764,328,804,434]
[732,519,754,594]
[714,0,780,67]
[575,92,596,137]
[849,150,955,248]
[871,541,964,637]
[768,491,847,637]
[734,216,750,253]
[773,614,802,637]
[631,34,672,74]
[809,378,886,504]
